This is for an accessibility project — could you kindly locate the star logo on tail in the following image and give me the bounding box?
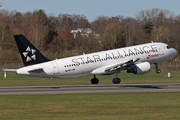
[23,46,36,62]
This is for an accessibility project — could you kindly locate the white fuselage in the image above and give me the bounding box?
[16,42,177,78]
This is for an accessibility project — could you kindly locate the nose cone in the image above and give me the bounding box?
[169,48,178,59]
[172,48,177,57]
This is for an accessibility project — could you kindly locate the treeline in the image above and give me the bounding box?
[0,8,179,66]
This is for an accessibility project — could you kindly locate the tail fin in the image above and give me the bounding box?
[14,34,49,66]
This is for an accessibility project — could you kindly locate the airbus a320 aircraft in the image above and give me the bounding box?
[4,34,177,84]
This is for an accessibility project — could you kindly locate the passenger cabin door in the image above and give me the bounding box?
[157,44,164,55]
[52,62,59,74]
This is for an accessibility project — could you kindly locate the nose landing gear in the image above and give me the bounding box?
[154,63,161,74]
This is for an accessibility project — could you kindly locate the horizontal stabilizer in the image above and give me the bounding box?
[2,68,17,72]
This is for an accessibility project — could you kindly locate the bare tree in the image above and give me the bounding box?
[91,16,110,35]
[0,16,9,59]
[102,22,125,49]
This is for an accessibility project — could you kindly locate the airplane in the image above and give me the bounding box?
[3,34,177,84]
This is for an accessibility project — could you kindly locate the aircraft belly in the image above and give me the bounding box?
[16,67,48,77]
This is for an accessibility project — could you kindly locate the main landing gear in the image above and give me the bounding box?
[112,72,121,84]
[91,72,121,84]
[91,75,99,84]
[154,63,161,74]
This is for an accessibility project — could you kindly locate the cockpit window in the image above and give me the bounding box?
[166,46,172,49]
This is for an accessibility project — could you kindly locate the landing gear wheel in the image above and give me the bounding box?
[156,69,161,74]
[112,78,121,84]
[154,63,161,74]
[91,77,99,84]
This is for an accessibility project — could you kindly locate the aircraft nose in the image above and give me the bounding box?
[172,48,177,57]
[174,48,177,55]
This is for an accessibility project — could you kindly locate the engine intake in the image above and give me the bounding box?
[127,62,151,74]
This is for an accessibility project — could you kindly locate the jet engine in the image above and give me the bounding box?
[127,62,151,74]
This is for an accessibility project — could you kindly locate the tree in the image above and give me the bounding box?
[29,9,49,50]
[136,8,174,26]
[75,15,90,28]
[49,29,74,58]
[141,22,153,36]
[102,22,126,49]
[123,17,138,46]
[57,14,73,31]
[91,16,110,35]
[12,11,23,25]
[151,26,170,42]
[0,16,10,60]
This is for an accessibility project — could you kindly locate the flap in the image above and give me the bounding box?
[105,58,140,72]
[91,58,140,75]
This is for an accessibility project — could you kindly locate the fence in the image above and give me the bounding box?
[0,63,24,69]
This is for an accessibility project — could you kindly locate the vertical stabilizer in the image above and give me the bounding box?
[14,34,49,66]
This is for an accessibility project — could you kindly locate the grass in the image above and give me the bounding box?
[0,71,180,120]
[0,93,180,120]
[0,70,180,87]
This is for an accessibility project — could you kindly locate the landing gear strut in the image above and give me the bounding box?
[154,63,161,74]
[112,71,121,84]
[91,75,99,84]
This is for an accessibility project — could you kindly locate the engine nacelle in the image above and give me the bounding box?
[127,62,151,74]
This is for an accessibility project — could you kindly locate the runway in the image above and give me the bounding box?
[0,84,180,95]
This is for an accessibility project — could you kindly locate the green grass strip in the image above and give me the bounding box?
[0,70,180,87]
[0,93,180,120]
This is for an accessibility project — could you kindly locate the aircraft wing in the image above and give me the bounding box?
[105,58,140,72]
[91,58,140,74]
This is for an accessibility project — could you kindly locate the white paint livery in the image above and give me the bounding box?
[12,34,177,84]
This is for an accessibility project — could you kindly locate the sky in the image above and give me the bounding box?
[1,0,180,21]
